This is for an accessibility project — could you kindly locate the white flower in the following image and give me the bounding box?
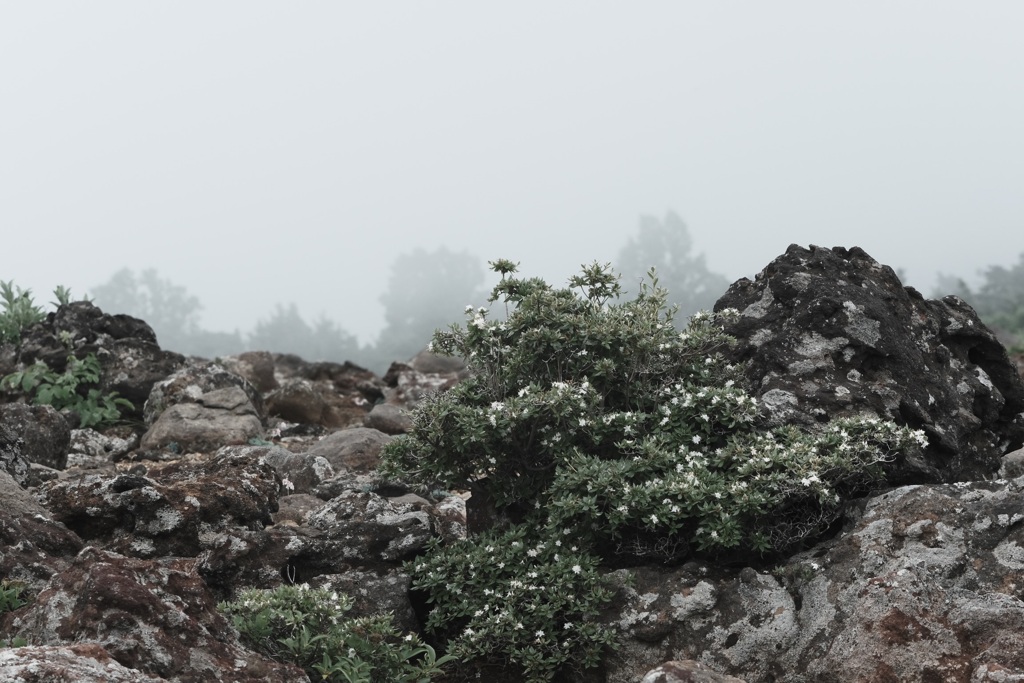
[535,630,545,638]
[572,564,582,574]
[692,435,702,444]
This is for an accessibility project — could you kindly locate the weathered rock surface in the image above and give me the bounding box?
[0,470,84,595]
[0,422,29,486]
[0,643,164,682]
[365,401,413,434]
[304,490,435,564]
[0,402,70,470]
[222,443,334,494]
[218,350,278,393]
[140,386,264,452]
[38,451,281,559]
[382,353,466,409]
[306,426,392,473]
[716,244,1024,484]
[641,660,749,683]
[3,546,308,682]
[143,360,266,425]
[265,377,368,428]
[67,426,139,468]
[605,477,1024,683]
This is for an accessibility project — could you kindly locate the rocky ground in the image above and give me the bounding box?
[2,244,1024,682]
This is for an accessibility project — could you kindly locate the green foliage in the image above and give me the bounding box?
[410,528,616,682]
[0,281,46,345]
[0,580,28,648]
[381,260,926,680]
[614,212,731,321]
[0,581,26,614]
[218,583,455,683]
[1,354,133,428]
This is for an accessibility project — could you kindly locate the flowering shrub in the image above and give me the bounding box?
[411,527,615,682]
[218,584,454,682]
[381,260,926,680]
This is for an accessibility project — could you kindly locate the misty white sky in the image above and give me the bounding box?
[3,2,1023,345]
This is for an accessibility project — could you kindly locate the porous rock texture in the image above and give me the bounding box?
[609,474,1024,683]
[716,244,1024,484]
[3,546,308,682]
[0,403,70,470]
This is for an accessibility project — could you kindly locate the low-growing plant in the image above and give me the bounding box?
[0,281,45,345]
[1,354,133,428]
[0,281,87,346]
[218,583,455,683]
[381,260,927,681]
[0,580,26,614]
[0,580,28,649]
[411,527,616,682]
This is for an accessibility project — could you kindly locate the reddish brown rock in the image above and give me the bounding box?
[5,546,309,682]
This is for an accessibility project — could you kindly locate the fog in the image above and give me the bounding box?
[3,2,1023,353]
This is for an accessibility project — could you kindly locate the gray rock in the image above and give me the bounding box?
[306,427,392,473]
[218,350,278,393]
[143,360,265,425]
[140,386,263,452]
[310,570,419,634]
[0,402,70,469]
[0,421,29,486]
[364,402,413,434]
[1000,447,1024,479]
[67,427,138,468]
[0,644,164,682]
[641,660,748,683]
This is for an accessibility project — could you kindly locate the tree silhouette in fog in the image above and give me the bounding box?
[367,247,486,371]
[615,211,730,320]
[248,303,360,362]
[91,268,243,357]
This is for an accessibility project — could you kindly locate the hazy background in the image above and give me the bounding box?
[3,2,1023,364]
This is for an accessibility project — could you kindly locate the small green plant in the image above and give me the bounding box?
[0,580,28,648]
[381,260,927,680]
[0,580,26,614]
[218,583,455,683]
[0,281,45,345]
[1,354,133,428]
[0,281,87,346]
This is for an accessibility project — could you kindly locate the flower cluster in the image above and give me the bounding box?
[410,527,615,682]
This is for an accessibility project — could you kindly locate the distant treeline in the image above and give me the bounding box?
[85,216,1024,373]
[87,213,733,373]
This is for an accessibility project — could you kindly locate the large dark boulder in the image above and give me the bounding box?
[715,244,1024,483]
